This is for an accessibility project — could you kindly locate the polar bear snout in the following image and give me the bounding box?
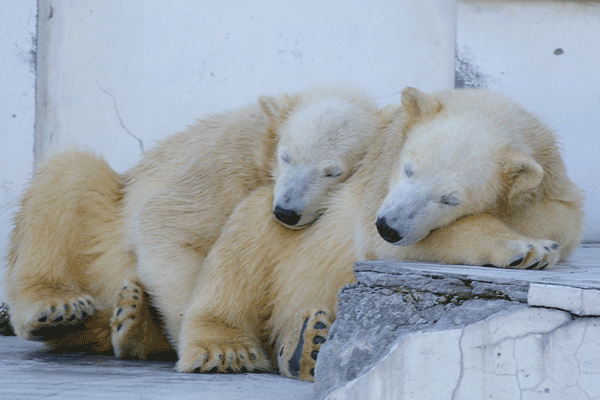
[376,216,404,244]
[274,206,302,226]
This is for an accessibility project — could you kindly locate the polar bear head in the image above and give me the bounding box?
[376,87,545,245]
[259,87,379,229]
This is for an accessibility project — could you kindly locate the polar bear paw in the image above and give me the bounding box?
[19,293,98,341]
[110,279,145,358]
[483,237,560,270]
[176,331,271,374]
[278,308,333,382]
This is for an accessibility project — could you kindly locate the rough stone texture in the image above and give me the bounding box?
[314,281,527,399]
[325,308,600,400]
[315,246,600,400]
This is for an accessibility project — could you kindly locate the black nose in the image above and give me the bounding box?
[376,217,403,244]
[274,206,301,226]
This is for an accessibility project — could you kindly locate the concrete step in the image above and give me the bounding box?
[316,245,600,400]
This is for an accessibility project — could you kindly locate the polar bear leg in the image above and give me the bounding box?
[412,213,561,269]
[110,279,175,360]
[176,187,280,374]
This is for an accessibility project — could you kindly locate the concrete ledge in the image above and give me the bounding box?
[315,246,600,400]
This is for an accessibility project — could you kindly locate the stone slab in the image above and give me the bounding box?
[315,245,600,399]
[355,245,600,314]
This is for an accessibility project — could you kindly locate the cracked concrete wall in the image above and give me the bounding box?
[32,0,458,173]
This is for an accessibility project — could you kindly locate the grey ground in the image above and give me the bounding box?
[0,336,313,400]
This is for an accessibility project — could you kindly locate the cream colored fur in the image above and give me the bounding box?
[4,86,380,358]
[122,86,380,350]
[175,88,584,380]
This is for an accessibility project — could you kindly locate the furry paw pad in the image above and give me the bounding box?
[176,336,271,374]
[483,238,560,270]
[278,308,333,382]
[24,294,98,341]
[110,279,145,358]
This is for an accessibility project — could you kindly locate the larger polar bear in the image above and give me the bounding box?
[4,86,381,359]
[173,88,584,381]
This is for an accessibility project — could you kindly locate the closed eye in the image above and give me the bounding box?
[281,153,291,164]
[324,168,343,178]
[440,195,459,206]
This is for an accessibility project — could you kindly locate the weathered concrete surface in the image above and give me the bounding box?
[315,245,600,400]
[314,280,527,399]
[325,308,600,400]
[0,336,313,399]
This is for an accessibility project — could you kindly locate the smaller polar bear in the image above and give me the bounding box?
[113,85,382,359]
[173,88,584,381]
[3,85,381,359]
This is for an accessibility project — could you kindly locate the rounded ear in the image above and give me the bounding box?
[258,95,284,121]
[503,153,544,203]
[401,87,442,123]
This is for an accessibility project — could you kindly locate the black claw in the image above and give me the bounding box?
[526,261,540,270]
[311,350,319,360]
[207,367,219,374]
[64,304,69,311]
[38,316,48,323]
[279,347,284,357]
[240,366,249,373]
[544,246,550,251]
[314,322,327,329]
[133,288,140,294]
[132,295,139,301]
[117,324,123,331]
[50,306,56,313]
[239,354,245,359]
[540,263,549,270]
[53,316,64,323]
[81,311,88,318]
[313,336,326,345]
[116,308,123,316]
[249,353,257,361]
[67,314,76,321]
[509,258,524,267]
[551,243,559,250]
[482,263,497,268]
[131,304,136,309]
[310,368,315,376]
[79,301,85,306]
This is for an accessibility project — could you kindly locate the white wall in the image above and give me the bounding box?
[457,0,600,242]
[35,0,457,173]
[0,1,37,301]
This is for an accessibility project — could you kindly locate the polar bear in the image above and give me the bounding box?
[173,87,584,381]
[4,86,381,358]
[113,85,381,357]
